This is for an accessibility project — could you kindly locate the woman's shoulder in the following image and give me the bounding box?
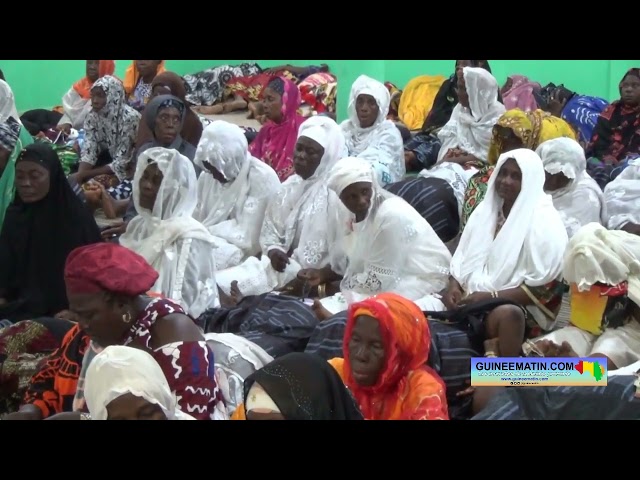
[146,297,204,346]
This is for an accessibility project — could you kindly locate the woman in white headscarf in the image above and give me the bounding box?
[193,120,280,270]
[445,149,569,356]
[530,223,640,370]
[340,75,405,186]
[84,345,196,420]
[119,147,219,318]
[536,137,606,238]
[215,116,347,297]
[299,157,452,316]
[604,158,640,235]
[436,66,505,168]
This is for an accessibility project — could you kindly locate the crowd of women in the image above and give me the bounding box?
[0,60,639,420]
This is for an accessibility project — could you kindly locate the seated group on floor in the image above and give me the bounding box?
[0,60,639,420]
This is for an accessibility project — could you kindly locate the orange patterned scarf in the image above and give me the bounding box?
[342,293,449,420]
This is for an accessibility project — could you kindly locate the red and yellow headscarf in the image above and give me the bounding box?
[342,293,449,420]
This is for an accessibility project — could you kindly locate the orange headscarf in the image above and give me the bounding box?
[123,61,167,95]
[341,293,449,420]
[73,60,116,99]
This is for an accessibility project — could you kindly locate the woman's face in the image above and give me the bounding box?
[544,171,571,191]
[339,182,373,219]
[86,60,100,82]
[15,160,50,203]
[262,87,283,123]
[355,94,379,128]
[138,163,163,211]
[494,125,524,154]
[106,393,168,420]
[495,158,522,204]
[136,60,161,79]
[620,73,640,107]
[203,162,228,184]
[293,136,324,180]
[153,106,181,146]
[67,292,131,347]
[90,87,107,112]
[347,315,385,387]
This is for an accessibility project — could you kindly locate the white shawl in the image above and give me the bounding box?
[340,75,405,185]
[193,121,280,264]
[604,158,640,230]
[437,67,505,164]
[537,137,606,238]
[120,147,219,317]
[326,157,451,309]
[451,148,568,294]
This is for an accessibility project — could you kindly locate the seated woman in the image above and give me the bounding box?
[530,223,640,371]
[500,75,540,112]
[119,147,219,319]
[231,352,363,420]
[604,157,640,234]
[84,345,196,420]
[101,93,202,237]
[536,137,605,238]
[136,71,204,150]
[586,68,640,167]
[328,293,449,420]
[535,83,609,147]
[193,121,280,270]
[123,60,166,112]
[216,116,345,297]
[0,143,102,324]
[248,76,306,181]
[56,60,116,133]
[445,149,569,357]
[299,156,452,317]
[0,116,32,229]
[461,108,577,227]
[435,66,505,170]
[404,60,497,172]
[340,75,405,186]
[2,242,226,420]
[72,76,141,189]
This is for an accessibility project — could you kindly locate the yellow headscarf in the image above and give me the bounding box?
[487,109,577,165]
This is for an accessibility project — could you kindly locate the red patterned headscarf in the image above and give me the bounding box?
[64,243,159,296]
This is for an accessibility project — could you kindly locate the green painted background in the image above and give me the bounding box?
[1,60,637,122]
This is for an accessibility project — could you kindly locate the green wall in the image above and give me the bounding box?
[1,60,637,122]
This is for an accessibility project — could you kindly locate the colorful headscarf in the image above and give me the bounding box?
[501,75,540,112]
[487,109,577,164]
[342,292,449,420]
[0,116,20,151]
[248,76,305,181]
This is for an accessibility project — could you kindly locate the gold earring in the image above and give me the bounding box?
[122,311,132,324]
